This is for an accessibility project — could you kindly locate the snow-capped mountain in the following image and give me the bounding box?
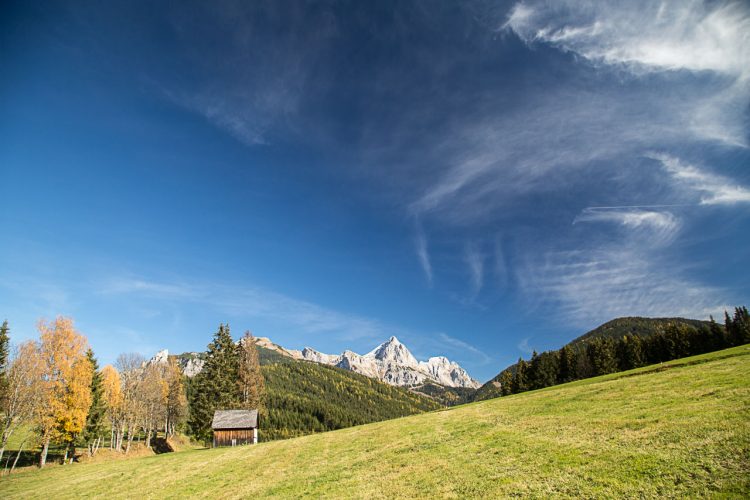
[153,335,480,390]
[289,336,480,389]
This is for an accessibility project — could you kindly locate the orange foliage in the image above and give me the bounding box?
[36,317,93,445]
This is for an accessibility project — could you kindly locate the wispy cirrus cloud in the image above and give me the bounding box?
[650,153,750,205]
[437,332,493,366]
[574,207,681,245]
[101,276,392,342]
[504,0,750,147]
[464,242,485,298]
[413,220,433,286]
[517,246,730,327]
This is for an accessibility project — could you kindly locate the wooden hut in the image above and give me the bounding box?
[211,409,259,447]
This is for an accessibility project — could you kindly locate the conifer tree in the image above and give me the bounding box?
[708,316,727,349]
[188,324,240,443]
[511,358,528,394]
[557,345,576,383]
[238,331,265,413]
[81,349,106,456]
[729,307,750,346]
[499,370,513,396]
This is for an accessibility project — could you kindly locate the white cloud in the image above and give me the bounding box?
[650,153,750,205]
[506,0,749,78]
[504,0,750,147]
[414,220,434,286]
[437,333,493,365]
[517,246,730,327]
[465,242,485,297]
[574,207,681,245]
[101,277,391,342]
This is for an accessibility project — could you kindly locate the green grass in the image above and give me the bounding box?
[3,346,748,498]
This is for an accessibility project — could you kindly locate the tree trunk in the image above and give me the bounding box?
[9,437,27,475]
[39,436,50,468]
[125,424,134,454]
[0,424,15,465]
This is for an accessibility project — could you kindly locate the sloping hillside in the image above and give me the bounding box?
[5,346,748,498]
[473,315,714,401]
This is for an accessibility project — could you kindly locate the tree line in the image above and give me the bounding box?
[498,307,750,397]
[0,317,265,471]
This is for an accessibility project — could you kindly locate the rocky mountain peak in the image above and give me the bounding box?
[366,336,419,367]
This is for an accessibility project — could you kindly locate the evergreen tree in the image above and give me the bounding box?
[618,335,645,371]
[81,348,106,456]
[708,316,727,350]
[528,351,540,390]
[188,324,241,443]
[535,351,559,389]
[511,358,528,394]
[238,331,265,413]
[729,307,750,346]
[557,345,576,384]
[499,370,513,396]
[0,320,9,408]
[587,338,618,376]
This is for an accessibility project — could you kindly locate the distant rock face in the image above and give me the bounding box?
[156,335,480,389]
[297,336,481,389]
[149,349,169,365]
[182,357,205,377]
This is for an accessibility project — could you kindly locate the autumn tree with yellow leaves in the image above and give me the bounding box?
[101,364,124,451]
[36,317,93,467]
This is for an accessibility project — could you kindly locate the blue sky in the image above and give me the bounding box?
[1,0,748,382]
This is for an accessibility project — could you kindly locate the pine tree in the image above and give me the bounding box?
[558,345,576,383]
[511,358,528,394]
[706,316,727,350]
[528,351,540,390]
[587,338,618,376]
[729,307,750,346]
[81,349,106,456]
[499,370,513,396]
[238,331,265,413]
[188,324,240,443]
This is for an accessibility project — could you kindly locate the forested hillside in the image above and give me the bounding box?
[569,317,710,346]
[474,308,749,401]
[182,344,441,441]
[260,349,441,440]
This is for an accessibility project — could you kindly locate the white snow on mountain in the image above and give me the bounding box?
[158,335,480,389]
[297,336,480,389]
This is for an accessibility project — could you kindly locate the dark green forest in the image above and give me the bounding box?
[474,307,750,401]
[569,316,710,346]
[261,353,440,440]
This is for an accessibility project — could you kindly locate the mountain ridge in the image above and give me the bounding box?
[287,336,481,389]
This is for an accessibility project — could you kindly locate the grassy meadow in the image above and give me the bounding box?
[2,345,748,498]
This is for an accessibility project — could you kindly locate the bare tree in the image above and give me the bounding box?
[116,353,145,454]
[0,342,43,464]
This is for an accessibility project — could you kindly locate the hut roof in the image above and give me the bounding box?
[212,409,258,430]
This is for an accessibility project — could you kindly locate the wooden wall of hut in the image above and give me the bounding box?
[213,429,255,447]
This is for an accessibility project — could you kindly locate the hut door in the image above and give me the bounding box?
[232,439,237,447]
